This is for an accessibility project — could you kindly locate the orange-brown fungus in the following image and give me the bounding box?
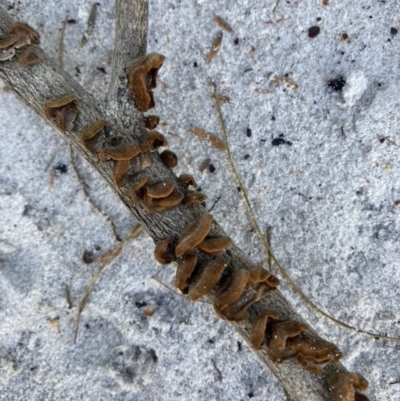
[214,269,250,317]
[43,95,77,131]
[150,189,184,208]
[10,22,40,45]
[160,150,178,168]
[175,214,213,257]
[129,175,150,205]
[144,115,160,130]
[0,34,22,49]
[154,238,176,265]
[112,159,131,187]
[183,191,208,207]
[198,236,231,254]
[268,321,308,363]
[146,181,175,198]
[128,53,166,112]
[98,143,142,162]
[175,251,198,294]
[250,310,280,349]
[79,120,107,142]
[178,174,197,189]
[329,371,368,401]
[285,335,342,374]
[141,130,167,151]
[18,50,40,66]
[188,256,229,301]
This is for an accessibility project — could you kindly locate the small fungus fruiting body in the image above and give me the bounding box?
[98,142,142,162]
[10,22,40,44]
[112,159,131,187]
[198,236,231,254]
[154,239,176,265]
[175,251,198,294]
[214,269,250,316]
[178,174,197,189]
[188,256,229,301]
[127,53,165,112]
[142,130,167,151]
[175,214,214,257]
[17,50,40,66]
[160,149,178,168]
[43,95,77,131]
[79,120,107,142]
[250,310,280,350]
[146,181,175,198]
[268,321,309,363]
[183,191,208,207]
[144,115,160,129]
[0,33,22,49]
[329,371,368,401]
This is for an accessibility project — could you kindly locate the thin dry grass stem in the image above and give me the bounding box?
[57,16,68,69]
[68,145,120,241]
[211,81,400,343]
[73,224,143,343]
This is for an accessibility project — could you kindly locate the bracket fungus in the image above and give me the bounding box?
[43,95,77,131]
[128,52,165,112]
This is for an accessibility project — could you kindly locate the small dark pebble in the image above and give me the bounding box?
[328,76,346,91]
[75,66,81,74]
[135,301,147,308]
[248,392,254,398]
[341,33,349,41]
[193,61,198,67]
[271,115,276,121]
[237,187,241,192]
[308,26,320,38]
[82,250,94,264]
[234,38,239,45]
[272,138,292,146]
[244,154,250,160]
[209,164,216,173]
[55,163,68,174]
[246,127,252,137]
[97,66,106,74]
[68,19,77,24]
[390,27,398,36]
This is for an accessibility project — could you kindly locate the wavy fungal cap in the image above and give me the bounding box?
[175,214,213,257]
[128,53,166,112]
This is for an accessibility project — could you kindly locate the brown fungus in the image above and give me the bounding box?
[160,149,178,168]
[112,159,131,187]
[268,320,308,363]
[144,115,160,130]
[147,189,184,210]
[188,256,229,301]
[129,174,150,205]
[250,310,280,350]
[18,50,40,66]
[127,53,166,112]
[285,335,342,374]
[0,34,23,49]
[43,95,77,131]
[214,269,250,317]
[98,142,142,163]
[79,120,107,142]
[10,22,40,45]
[198,236,231,254]
[175,251,198,294]
[154,238,176,265]
[141,130,167,151]
[175,214,214,257]
[183,191,208,207]
[146,181,175,199]
[178,174,197,189]
[329,370,368,401]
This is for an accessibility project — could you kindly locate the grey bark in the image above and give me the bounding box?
[0,3,365,401]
